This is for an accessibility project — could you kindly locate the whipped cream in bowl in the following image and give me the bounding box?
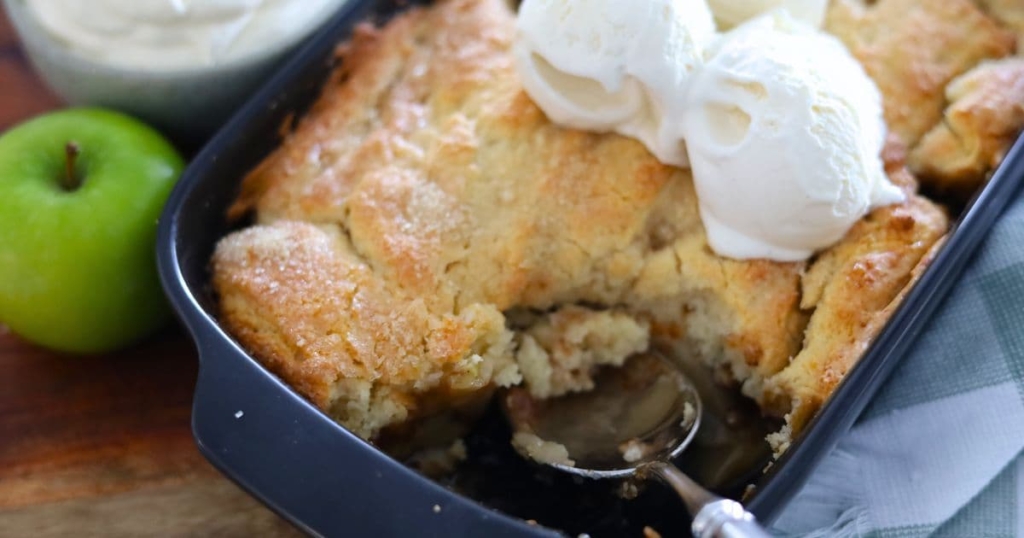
[25,0,347,72]
[4,0,353,143]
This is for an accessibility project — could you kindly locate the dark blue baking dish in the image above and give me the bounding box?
[155,0,1024,535]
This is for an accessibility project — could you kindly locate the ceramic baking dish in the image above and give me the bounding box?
[155,0,1024,535]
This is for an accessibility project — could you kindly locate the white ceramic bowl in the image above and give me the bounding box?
[2,0,345,146]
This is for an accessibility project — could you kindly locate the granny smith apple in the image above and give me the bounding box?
[0,108,184,354]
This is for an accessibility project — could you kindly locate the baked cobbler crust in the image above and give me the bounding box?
[910,58,1024,194]
[212,0,1021,455]
[826,0,1014,148]
[976,0,1024,45]
[213,221,519,439]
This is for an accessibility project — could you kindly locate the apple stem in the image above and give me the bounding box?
[63,142,81,191]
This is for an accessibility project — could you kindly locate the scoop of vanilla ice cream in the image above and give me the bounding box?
[706,0,828,29]
[681,12,905,262]
[514,0,716,167]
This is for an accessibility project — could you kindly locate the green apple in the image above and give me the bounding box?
[0,108,184,354]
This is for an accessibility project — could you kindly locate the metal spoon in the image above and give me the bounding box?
[502,352,771,538]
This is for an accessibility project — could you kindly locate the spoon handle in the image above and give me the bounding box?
[691,499,772,538]
[644,462,772,538]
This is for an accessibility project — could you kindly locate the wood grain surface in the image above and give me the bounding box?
[0,9,299,537]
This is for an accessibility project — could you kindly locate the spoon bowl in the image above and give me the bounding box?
[503,352,702,478]
[502,351,771,538]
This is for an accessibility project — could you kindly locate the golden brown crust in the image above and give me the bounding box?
[909,58,1024,194]
[212,220,518,439]
[214,0,957,447]
[768,193,948,433]
[976,0,1024,47]
[826,0,1015,149]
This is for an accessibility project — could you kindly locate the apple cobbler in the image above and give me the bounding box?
[211,0,1023,456]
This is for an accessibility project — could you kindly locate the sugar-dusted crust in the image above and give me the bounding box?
[909,58,1024,193]
[212,221,519,439]
[825,0,1015,149]
[213,0,955,450]
[218,0,685,440]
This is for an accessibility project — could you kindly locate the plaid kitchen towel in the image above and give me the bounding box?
[771,187,1024,537]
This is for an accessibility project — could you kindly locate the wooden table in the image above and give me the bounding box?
[0,11,298,537]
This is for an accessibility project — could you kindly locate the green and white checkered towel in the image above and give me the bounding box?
[772,188,1024,537]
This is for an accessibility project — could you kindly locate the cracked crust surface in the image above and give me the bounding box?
[909,58,1024,194]
[214,0,958,451]
[768,190,947,436]
[825,0,1015,149]
[212,221,519,439]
